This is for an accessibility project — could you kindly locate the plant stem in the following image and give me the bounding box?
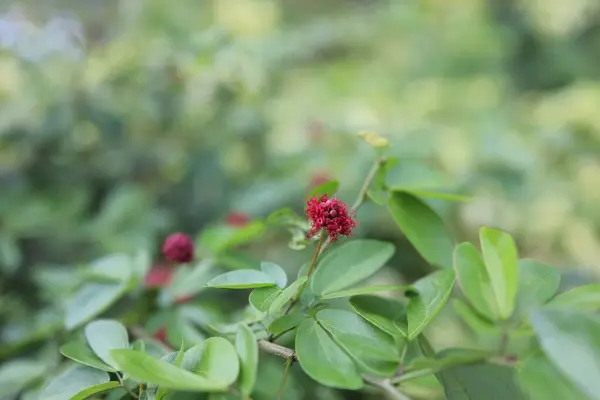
[276,357,294,400]
[117,373,139,399]
[498,330,509,356]
[273,232,326,331]
[392,368,434,384]
[258,339,296,360]
[353,158,384,211]
[295,232,326,299]
[363,376,411,400]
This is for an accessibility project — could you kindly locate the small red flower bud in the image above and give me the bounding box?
[144,263,173,288]
[153,326,167,343]
[306,194,356,242]
[175,295,194,304]
[225,211,251,228]
[162,233,194,263]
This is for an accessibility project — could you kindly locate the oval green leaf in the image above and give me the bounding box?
[65,282,128,330]
[387,191,454,269]
[195,337,240,387]
[514,259,560,319]
[60,341,117,373]
[206,270,276,289]
[309,179,340,198]
[316,309,400,376]
[349,295,406,337]
[320,285,406,300]
[453,242,499,321]
[111,349,227,391]
[530,309,600,399]
[40,365,118,400]
[269,276,308,315]
[479,226,519,319]
[518,351,588,400]
[84,319,129,370]
[235,324,258,396]
[547,284,600,311]
[438,363,525,400]
[0,359,46,398]
[260,262,287,288]
[295,318,363,390]
[310,240,395,296]
[406,269,455,340]
[267,312,306,336]
[249,286,282,312]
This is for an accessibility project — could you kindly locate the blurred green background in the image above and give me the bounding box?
[1,0,600,397]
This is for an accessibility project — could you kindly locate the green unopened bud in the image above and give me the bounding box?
[357,131,390,148]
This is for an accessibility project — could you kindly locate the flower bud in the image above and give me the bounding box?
[162,233,194,263]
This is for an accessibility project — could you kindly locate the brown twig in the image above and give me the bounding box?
[258,339,296,360]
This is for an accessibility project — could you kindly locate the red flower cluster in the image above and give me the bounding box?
[225,211,251,228]
[144,263,173,288]
[306,194,356,241]
[162,233,194,263]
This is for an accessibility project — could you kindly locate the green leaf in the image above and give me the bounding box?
[269,276,308,314]
[110,349,227,391]
[349,295,406,337]
[451,299,496,334]
[65,282,129,330]
[199,222,266,254]
[406,348,489,373]
[267,312,306,336]
[438,363,524,400]
[514,259,560,318]
[181,344,205,371]
[479,226,519,319]
[0,359,46,397]
[295,318,363,389]
[89,254,132,282]
[316,309,400,376]
[84,319,129,370]
[236,324,258,396]
[195,337,240,387]
[249,287,282,312]
[320,285,406,300]
[548,284,600,311]
[0,232,21,273]
[156,342,187,400]
[260,261,287,288]
[406,269,455,340]
[453,242,498,320]
[309,179,340,198]
[206,270,276,289]
[162,260,213,303]
[530,308,600,399]
[399,190,470,202]
[174,341,185,366]
[40,365,119,400]
[517,351,588,400]
[60,341,117,372]
[310,240,395,296]
[387,191,454,269]
[316,309,399,361]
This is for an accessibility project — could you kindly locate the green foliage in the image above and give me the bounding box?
[387,191,454,269]
[40,365,119,400]
[2,25,600,397]
[295,318,363,390]
[310,240,395,296]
